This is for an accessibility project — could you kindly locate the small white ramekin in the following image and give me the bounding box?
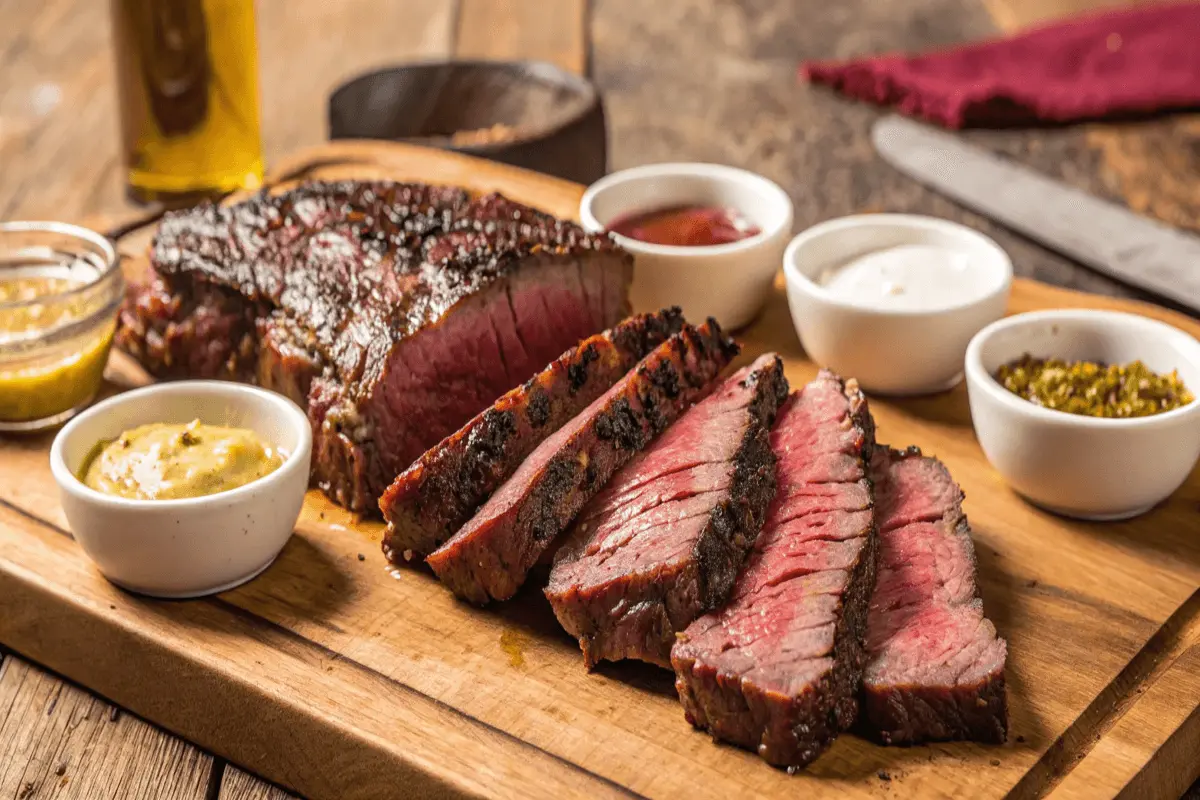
[784,214,1013,395]
[965,309,1200,520]
[579,162,794,330]
[50,381,312,598]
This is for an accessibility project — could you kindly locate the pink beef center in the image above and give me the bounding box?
[553,362,767,591]
[864,451,1006,691]
[368,265,603,482]
[676,373,874,697]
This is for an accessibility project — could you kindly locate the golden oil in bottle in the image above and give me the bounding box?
[111,0,264,205]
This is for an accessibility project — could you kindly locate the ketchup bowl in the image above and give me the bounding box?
[580,163,793,329]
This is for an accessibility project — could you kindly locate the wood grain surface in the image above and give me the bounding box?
[0,649,299,800]
[3,0,1199,796]
[455,0,590,74]
[0,0,456,232]
[0,656,214,799]
[1053,641,1200,799]
[0,2,459,797]
[7,0,1200,306]
[2,141,1199,799]
[220,767,299,800]
[589,0,1200,312]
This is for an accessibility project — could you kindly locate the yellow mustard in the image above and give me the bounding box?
[83,419,285,500]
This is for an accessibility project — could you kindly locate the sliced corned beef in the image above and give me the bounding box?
[379,309,686,558]
[860,446,1008,745]
[426,320,738,605]
[671,371,876,770]
[546,353,789,668]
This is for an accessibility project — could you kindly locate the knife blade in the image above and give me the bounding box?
[871,115,1200,314]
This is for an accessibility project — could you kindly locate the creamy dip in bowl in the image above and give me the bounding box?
[784,214,1012,395]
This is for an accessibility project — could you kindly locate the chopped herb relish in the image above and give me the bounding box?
[994,355,1194,418]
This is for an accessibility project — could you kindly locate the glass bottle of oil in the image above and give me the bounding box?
[111,0,264,206]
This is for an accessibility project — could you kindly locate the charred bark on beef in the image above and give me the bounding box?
[117,181,633,512]
[546,353,789,668]
[670,371,878,771]
[426,320,738,605]
[379,309,687,558]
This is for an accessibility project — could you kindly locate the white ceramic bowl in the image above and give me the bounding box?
[50,382,312,598]
[965,309,1200,520]
[784,214,1013,395]
[579,162,794,329]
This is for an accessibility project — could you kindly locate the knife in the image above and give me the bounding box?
[871,115,1200,314]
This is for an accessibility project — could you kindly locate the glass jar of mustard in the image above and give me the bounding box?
[0,222,124,432]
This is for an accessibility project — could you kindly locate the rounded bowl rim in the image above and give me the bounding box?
[328,58,600,153]
[964,308,1200,430]
[50,381,313,511]
[0,220,121,313]
[782,213,1014,319]
[578,162,795,257]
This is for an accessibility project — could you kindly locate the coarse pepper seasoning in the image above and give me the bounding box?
[995,355,1194,418]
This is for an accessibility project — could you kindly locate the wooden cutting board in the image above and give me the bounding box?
[1,141,1198,800]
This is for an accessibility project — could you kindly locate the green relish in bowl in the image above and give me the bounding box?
[994,355,1194,419]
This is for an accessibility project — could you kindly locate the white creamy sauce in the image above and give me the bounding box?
[817,244,987,310]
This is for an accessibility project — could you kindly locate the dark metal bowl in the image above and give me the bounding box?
[328,60,607,185]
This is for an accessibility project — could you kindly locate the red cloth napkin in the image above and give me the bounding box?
[801,2,1200,128]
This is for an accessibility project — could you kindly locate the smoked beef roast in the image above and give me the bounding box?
[860,446,1008,744]
[380,309,686,559]
[426,320,738,605]
[546,353,788,668]
[671,371,877,770]
[117,182,632,512]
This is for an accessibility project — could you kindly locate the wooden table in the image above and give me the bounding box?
[2,0,1198,798]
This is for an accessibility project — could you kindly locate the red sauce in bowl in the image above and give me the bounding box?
[607,205,761,247]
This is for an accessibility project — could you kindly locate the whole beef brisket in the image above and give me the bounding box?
[671,371,877,771]
[546,353,788,668]
[117,182,632,512]
[379,308,686,558]
[426,320,738,605]
[860,447,1008,745]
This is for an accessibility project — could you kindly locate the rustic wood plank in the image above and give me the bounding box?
[0,500,630,800]
[2,1,1200,796]
[0,656,214,799]
[219,766,299,800]
[1084,119,1200,238]
[0,0,133,229]
[1049,614,1200,800]
[256,0,458,158]
[454,0,588,74]
[1,7,458,794]
[0,0,457,230]
[3,140,1200,798]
